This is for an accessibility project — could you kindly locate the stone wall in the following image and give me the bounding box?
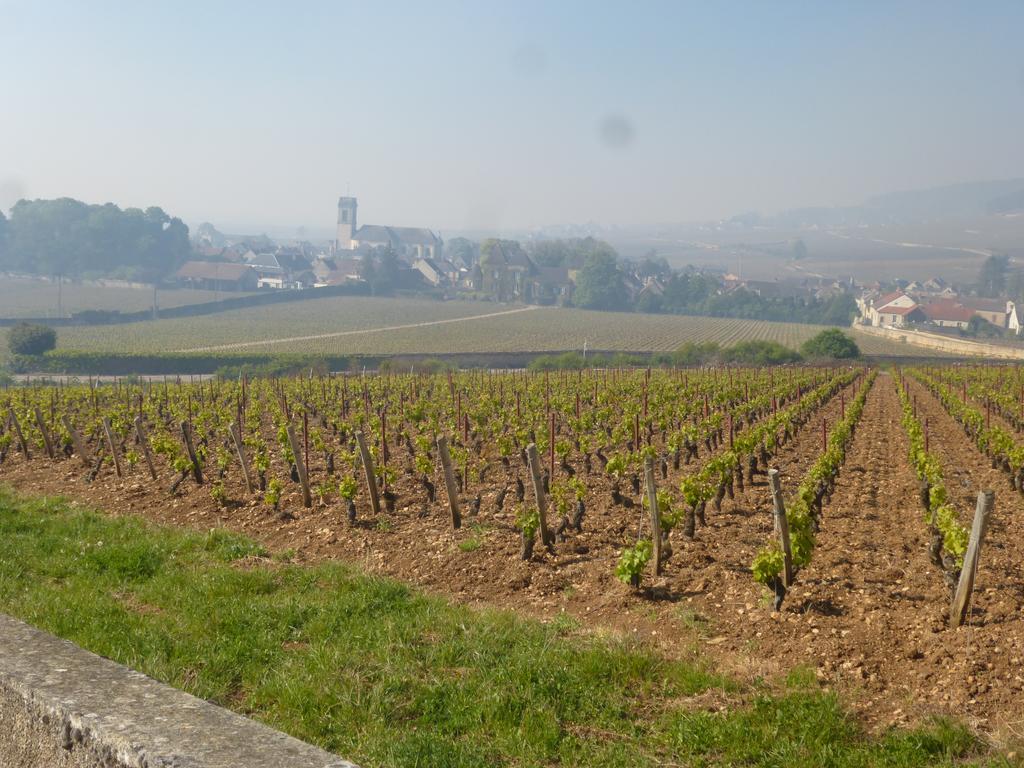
[0,613,358,768]
[854,324,1024,360]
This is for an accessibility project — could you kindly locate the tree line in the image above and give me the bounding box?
[0,198,191,282]
[460,233,855,325]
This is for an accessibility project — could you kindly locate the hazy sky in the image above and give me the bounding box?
[2,1,1023,235]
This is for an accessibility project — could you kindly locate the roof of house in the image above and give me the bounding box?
[354,225,441,247]
[275,252,314,273]
[959,297,1008,313]
[194,245,226,259]
[415,257,443,273]
[176,261,254,281]
[480,241,534,271]
[921,302,974,323]
[875,291,910,309]
[245,253,284,273]
[883,305,922,316]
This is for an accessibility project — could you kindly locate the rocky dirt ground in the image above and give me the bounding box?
[2,372,1022,745]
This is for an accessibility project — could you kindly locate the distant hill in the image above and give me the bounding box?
[863,179,1024,219]
[987,187,1024,214]
[747,179,1024,229]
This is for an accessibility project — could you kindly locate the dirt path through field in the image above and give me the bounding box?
[916,375,1024,741]
[690,375,1024,736]
[737,376,958,726]
[172,305,540,353]
[905,376,1024,610]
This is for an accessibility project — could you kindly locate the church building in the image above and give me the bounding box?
[335,197,442,260]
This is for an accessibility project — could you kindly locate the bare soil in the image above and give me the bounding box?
[2,373,1023,742]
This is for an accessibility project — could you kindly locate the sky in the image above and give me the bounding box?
[1,1,1023,236]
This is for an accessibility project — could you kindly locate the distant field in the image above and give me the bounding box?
[0,295,949,360]
[0,277,254,318]
[628,223,1007,284]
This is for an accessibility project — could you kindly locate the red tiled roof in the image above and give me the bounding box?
[875,291,906,308]
[176,261,254,281]
[959,297,1008,313]
[921,302,974,323]
[883,305,920,316]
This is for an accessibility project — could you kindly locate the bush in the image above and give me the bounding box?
[961,315,1003,339]
[801,329,860,360]
[721,340,802,365]
[672,342,721,366]
[7,323,57,356]
[214,358,329,380]
[379,357,458,374]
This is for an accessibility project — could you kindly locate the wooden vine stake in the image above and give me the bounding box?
[767,468,794,587]
[8,408,30,459]
[102,417,123,478]
[62,415,92,468]
[179,421,203,485]
[133,416,158,480]
[285,424,312,508]
[355,430,382,517]
[229,421,254,495]
[33,408,55,459]
[950,490,994,628]
[644,456,663,576]
[526,443,553,547]
[436,435,461,529]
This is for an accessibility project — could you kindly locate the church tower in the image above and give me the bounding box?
[336,196,358,250]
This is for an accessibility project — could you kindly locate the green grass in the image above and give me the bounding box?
[0,487,1007,767]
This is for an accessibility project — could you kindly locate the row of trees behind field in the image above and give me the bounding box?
[0,199,191,282]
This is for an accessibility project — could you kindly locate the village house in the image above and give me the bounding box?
[412,257,446,287]
[313,256,363,286]
[479,241,534,301]
[864,291,918,326]
[528,266,575,305]
[244,252,287,289]
[175,261,258,292]
[958,297,1015,329]
[920,300,974,329]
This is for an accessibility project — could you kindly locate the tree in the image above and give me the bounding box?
[964,314,1002,339]
[7,322,57,356]
[446,237,478,267]
[634,289,663,314]
[527,240,571,268]
[362,245,401,295]
[801,329,860,359]
[818,294,858,325]
[722,340,802,365]
[978,254,1009,297]
[636,252,670,280]
[1006,268,1024,304]
[791,239,808,261]
[566,237,617,270]
[4,198,191,280]
[573,251,629,311]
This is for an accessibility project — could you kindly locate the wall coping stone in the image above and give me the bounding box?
[0,613,359,767]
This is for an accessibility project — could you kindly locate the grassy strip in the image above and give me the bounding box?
[0,487,1007,768]
[896,373,969,567]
